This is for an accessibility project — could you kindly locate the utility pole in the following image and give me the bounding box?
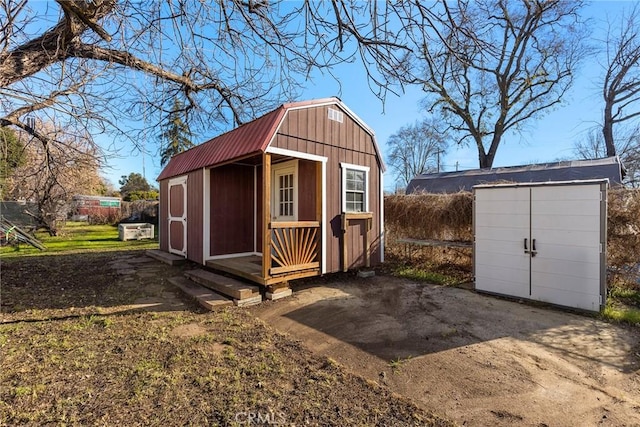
[456,161,459,172]
[436,149,444,173]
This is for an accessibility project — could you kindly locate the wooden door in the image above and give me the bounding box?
[168,176,187,256]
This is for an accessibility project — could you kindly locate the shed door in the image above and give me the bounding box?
[529,185,603,311]
[168,176,187,257]
[474,182,606,312]
[474,186,531,299]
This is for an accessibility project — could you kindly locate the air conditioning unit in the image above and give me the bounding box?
[118,223,154,241]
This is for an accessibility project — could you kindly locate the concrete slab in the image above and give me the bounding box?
[145,249,186,266]
[249,276,640,427]
[168,276,233,310]
[357,270,375,278]
[234,294,263,307]
[266,288,293,301]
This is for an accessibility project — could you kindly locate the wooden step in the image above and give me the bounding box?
[184,269,260,301]
[145,249,186,266]
[168,276,233,310]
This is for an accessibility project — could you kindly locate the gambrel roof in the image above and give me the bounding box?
[157,97,383,180]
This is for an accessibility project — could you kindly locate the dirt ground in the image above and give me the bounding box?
[250,275,640,427]
[1,252,451,426]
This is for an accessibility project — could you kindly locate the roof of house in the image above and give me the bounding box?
[157,97,382,181]
[406,157,625,194]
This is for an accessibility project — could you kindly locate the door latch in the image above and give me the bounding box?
[531,238,537,257]
[524,238,538,257]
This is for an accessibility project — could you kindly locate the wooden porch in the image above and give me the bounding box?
[206,254,320,286]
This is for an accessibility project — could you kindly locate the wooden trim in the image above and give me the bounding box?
[343,212,373,220]
[271,262,320,275]
[379,169,384,263]
[316,161,323,273]
[202,168,210,264]
[264,269,319,285]
[270,221,320,228]
[262,153,271,280]
[321,161,327,274]
[265,146,328,163]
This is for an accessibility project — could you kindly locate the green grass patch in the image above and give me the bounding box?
[602,305,640,325]
[608,286,640,305]
[1,222,157,257]
[394,266,461,286]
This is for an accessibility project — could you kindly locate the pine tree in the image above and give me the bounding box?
[159,100,194,166]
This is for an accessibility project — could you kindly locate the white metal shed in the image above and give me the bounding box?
[473,180,608,312]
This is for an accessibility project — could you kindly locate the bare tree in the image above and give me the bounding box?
[387,118,448,187]
[602,4,640,157]
[377,0,588,169]
[0,1,404,160]
[6,121,103,235]
[575,128,640,188]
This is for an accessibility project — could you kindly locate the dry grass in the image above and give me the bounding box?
[385,192,473,242]
[385,189,640,292]
[607,189,640,288]
[1,251,452,426]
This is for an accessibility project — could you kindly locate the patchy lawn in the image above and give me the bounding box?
[1,222,157,257]
[0,251,452,426]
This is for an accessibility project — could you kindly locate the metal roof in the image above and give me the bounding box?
[406,157,625,194]
[157,97,383,181]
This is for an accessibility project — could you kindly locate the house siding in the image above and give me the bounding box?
[186,169,203,263]
[271,104,382,273]
[210,164,255,256]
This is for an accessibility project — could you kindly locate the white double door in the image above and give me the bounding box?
[474,183,605,312]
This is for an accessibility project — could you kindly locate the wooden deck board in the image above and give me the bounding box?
[206,255,321,286]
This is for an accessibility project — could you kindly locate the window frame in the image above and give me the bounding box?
[340,163,370,213]
[271,159,299,221]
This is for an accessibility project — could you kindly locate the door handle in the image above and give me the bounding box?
[524,238,529,254]
[531,239,537,257]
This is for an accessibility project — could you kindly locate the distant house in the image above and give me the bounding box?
[70,195,122,221]
[156,97,385,288]
[406,157,625,194]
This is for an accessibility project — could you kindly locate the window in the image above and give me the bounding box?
[278,172,294,217]
[341,163,369,213]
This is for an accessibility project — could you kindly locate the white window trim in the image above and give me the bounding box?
[271,159,299,221]
[340,163,370,213]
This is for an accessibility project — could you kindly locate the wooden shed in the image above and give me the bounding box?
[157,98,385,288]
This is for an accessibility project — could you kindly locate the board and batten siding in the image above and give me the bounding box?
[270,104,382,273]
[209,164,255,256]
[185,169,203,264]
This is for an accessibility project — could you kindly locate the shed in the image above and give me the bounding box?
[407,157,625,194]
[474,180,608,312]
[157,98,385,287]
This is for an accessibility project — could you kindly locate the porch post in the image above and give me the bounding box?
[316,161,323,270]
[262,153,271,280]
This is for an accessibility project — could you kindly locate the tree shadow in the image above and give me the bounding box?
[278,275,640,374]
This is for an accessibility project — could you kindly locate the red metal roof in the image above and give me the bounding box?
[157,97,382,180]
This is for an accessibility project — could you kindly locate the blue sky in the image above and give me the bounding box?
[100,1,631,191]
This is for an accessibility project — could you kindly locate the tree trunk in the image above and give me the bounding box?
[602,104,617,157]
